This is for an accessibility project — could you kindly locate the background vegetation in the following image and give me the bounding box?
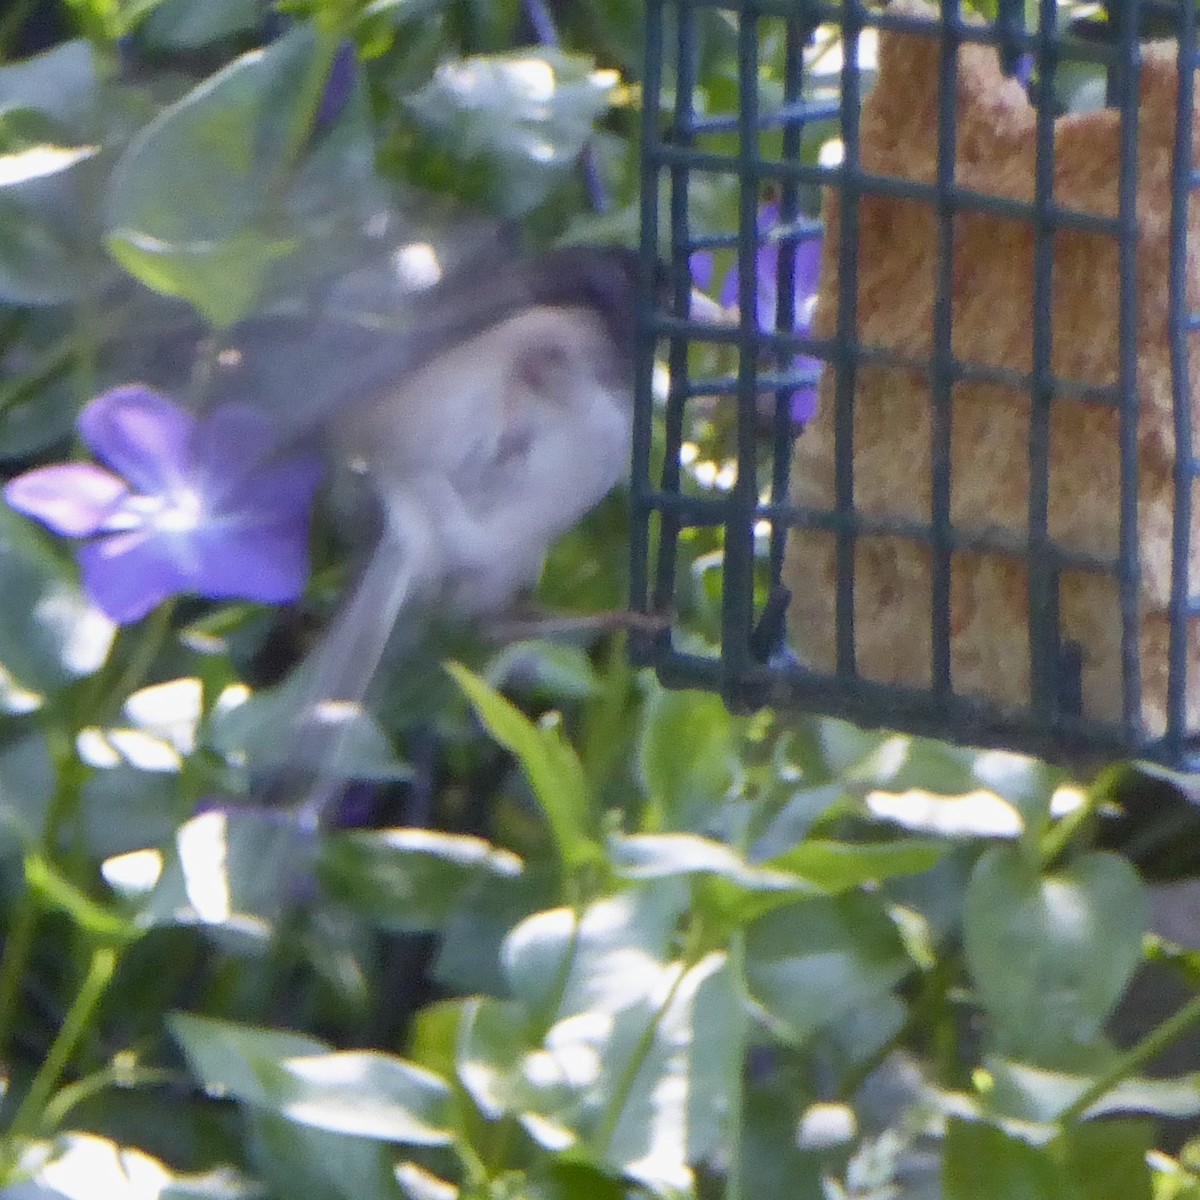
[0,1,1198,1197]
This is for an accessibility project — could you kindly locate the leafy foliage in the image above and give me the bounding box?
[0,2,1197,1200]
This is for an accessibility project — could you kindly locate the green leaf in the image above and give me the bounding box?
[509,1161,628,1200]
[502,883,685,1018]
[865,786,1024,839]
[456,996,529,1119]
[171,1013,455,1144]
[135,808,310,947]
[610,832,814,928]
[765,837,948,893]
[0,42,99,129]
[12,1132,267,1200]
[943,1118,1068,1199]
[986,1059,1200,1124]
[595,950,740,1192]
[967,751,1069,843]
[83,763,185,860]
[137,0,265,50]
[244,1108,407,1200]
[0,506,115,695]
[407,50,616,216]
[0,731,55,849]
[609,831,809,892]
[0,42,115,305]
[487,639,599,701]
[744,893,911,1042]
[319,828,524,933]
[964,847,1147,1066]
[409,998,473,1084]
[104,26,376,325]
[498,883,739,1191]
[432,864,550,997]
[447,662,599,871]
[637,683,740,832]
[109,227,297,330]
[0,311,81,457]
[943,1116,1153,1200]
[750,782,845,857]
[740,1084,826,1200]
[206,675,410,784]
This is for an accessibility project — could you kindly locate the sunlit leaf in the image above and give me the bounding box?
[744,893,910,1042]
[136,808,310,947]
[8,1132,265,1200]
[171,1013,456,1144]
[320,828,524,933]
[609,831,807,892]
[0,506,115,694]
[457,996,530,1120]
[943,1116,1153,1200]
[637,683,740,832]
[964,847,1147,1067]
[982,1058,1200,1124]
[243,1107,410,1200]
[407,50,616,216]
[105,26,376,325]
[447,662,599,871]
[498,882,738,1189]
[764,837,948,893]
[0,42,113,304]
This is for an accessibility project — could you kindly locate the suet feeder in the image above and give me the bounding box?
[630,0,1200,767]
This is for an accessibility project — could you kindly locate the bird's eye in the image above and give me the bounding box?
[514,341,574,398]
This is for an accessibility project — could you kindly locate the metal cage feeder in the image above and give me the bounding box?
[629,0,1200,768]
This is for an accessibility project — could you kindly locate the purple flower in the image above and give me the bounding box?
[692,202,824,424]
[5,386,323,624]
[315,40,357,129]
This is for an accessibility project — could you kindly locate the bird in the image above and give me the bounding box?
[213,240,644,828]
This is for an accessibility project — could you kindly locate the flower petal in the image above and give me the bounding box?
[221,451,325,521]
[78,386,195,494]
[188,405,322,511]
[790,385,818,426]
[189,404,278,477]
[788,353,824,425]
[794,235,823,300]
[5,463,130,536]
[185,522,313,604]
[316,40,357,128]
[718,257,740,310]
[76,531,186,624]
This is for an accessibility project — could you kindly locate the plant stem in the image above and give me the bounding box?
[40,1063,178,1131]
[1059,988,1200,1124]
[75,599,176,733]
[3,945,116,1148]
[1038,789,1097,868]
[0,878,39,1067]
[723,932,747,1200]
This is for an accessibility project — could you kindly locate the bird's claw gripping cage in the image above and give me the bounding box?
[630,0,1200,768]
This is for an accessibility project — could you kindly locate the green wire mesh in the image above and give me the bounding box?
[630,0,1200,768]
